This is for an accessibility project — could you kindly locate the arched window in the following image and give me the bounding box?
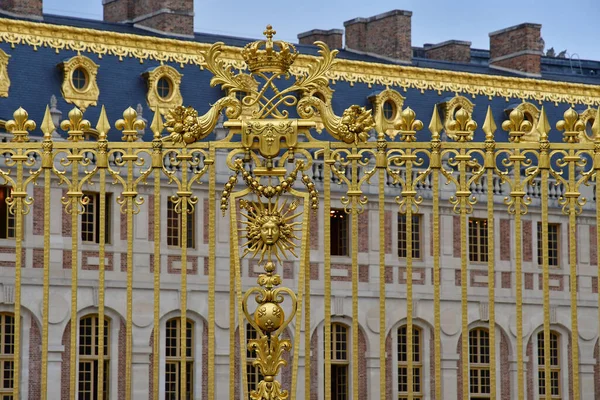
[397,325,422,399]
[469,328,490,398]
[537,331,560,399]
[0,313,15,397]
[330,322,349,400]
[165,317,194,399]
[78,315,110,400]
[246,323,263,398]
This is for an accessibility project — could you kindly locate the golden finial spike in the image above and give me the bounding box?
[40,105,55,140]
[536,106,551,140]
[428,104,443,139]
[593,107,600,140]
[96,106,110,139]
[150,107,164,139]
[482,106,496,140]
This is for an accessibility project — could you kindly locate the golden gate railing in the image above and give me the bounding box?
[0,29,599,400]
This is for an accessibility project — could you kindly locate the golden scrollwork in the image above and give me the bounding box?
[60,55,100,111]
[505,102,540,142]
[578,107,598,142]
[143,65,184,115]
[0,48,10,97]
[502,108,533,143]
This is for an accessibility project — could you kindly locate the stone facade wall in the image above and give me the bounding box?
[0,0,42,17]
[103,0,194,36]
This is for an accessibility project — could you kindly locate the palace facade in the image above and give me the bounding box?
[0,1,599,400]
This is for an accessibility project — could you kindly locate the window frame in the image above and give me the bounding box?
[0,186,15,240]
[397,324,422,399]
[397,213,422,259]
[246,323,263,398]
[81,192,112,245]
[537,222,560,267]
[77,314,110,400]
[468,328,491,398]
[166,196,196,249]
[468,218,489,263]
[536,330,561,399]
[330,322,350,400]
[0,313,15,397]
[164,317,194,400]
[330,208,349,257]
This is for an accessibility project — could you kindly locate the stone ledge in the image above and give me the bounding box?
[489,22,542,37]
[425,40,472,50]
[298,28,343,39]
[344,9,412,26]
[489,49,543,63]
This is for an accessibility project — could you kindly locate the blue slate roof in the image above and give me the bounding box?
[0,14,598,142]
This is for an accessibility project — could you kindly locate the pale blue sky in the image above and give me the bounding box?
[43,0,600,61]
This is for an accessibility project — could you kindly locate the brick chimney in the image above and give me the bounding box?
[425,40,471,63]
[344,10,412,62]
[298,29,343,49]
[489,23,543,76]
[0,0,43,19]
[103,0,194,37]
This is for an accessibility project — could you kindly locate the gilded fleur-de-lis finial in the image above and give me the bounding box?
[394,107,423,142]
[6,107,36,143]
[115,106,145,142]
[60,106,91,142]
[556,107,584,144]
[482,106,497,141]
[264,25,276,41]
[502,108,532,143]
[150,107,164,168]
[447,108,477,142]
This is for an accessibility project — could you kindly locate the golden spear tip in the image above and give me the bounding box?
[482,106,496,140]
[40,105,55,139]
[428,104,443,138]
[96,105,110,139]
[150,107,164,139]
[537,106,551,139]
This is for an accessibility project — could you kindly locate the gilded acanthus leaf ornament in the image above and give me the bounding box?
[162,97,241,144]
[297,97,375,144]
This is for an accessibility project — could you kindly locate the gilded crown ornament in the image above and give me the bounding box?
[241,25,298,74]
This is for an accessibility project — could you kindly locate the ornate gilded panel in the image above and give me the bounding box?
[0,48,9,97]
[578,107,598,142]
[442,95,475,141]
[504,102,541,142]
[143,65,183,115]
[60,55,100,111]
[368,88,405,139]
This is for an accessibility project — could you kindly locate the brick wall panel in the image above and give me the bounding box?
[61,321,71,400]
[523,220,533,262]
[500,219,511,261]
[167,255,198,275]
[501,271,511,289]
[28,319,41,400]
[32,248,43,268]
[385,210,392,254]
[62,189,71,237]
[309,209,319,250]
[358,210,369,252]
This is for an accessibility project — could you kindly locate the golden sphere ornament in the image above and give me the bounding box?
[254,302,284,332]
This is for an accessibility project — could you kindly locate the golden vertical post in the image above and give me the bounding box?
[12,151,24,399]
[457,147,470,400]
[179,148,190,400]
[150,109,163,400]
[483,107,497,399]
[207,147,216,400]
[594,110,600,400]
[96,106,110,400]
[349,149,359,400]
[304,224,311,400]
[429,105,443,400]
[324,152,332,400]
[538,108,552,400]
[40,106,55,400]
[378,167,386,398]
[404,149,415,400]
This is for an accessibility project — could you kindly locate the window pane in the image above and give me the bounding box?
[330,209,348,256]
